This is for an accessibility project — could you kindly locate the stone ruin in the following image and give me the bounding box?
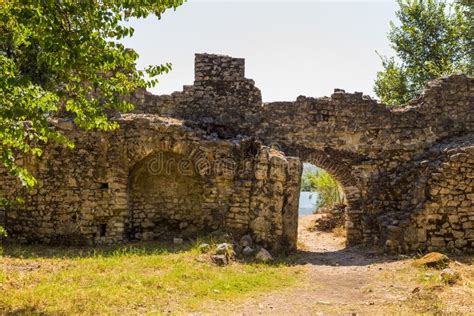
[1,53,473,254]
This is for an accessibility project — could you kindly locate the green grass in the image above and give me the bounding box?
[0,240,302,315]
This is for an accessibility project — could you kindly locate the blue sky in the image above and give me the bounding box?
[122,1,399,101]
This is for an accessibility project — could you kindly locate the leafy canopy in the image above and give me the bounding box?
[0,0,185,188]
[374,0,472,106]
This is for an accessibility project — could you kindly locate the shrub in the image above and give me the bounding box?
[302,168,344,210]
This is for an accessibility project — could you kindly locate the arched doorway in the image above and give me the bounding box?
[300,163,346,216]
[296,149,363,247]
[298,162,348,251]
[128,151,209,241]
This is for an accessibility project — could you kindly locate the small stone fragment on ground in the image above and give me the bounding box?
[240,234,253,247]
[198,243,211,253]
[255,248,274,262]
[215,243,234,256]
[211,254,228,266]
[242,246,255,256]
[173,237,183,244]
[232,242,242,255]
[211,243,235,265]
[412,252,450,269]
[440,268,461,285]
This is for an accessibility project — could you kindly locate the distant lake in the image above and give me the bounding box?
[299,191,319,216]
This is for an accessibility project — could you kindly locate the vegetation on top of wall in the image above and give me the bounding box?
[374,0,472,107]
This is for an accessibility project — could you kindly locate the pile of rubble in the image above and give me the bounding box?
[196,234,274,266]
[313,204,346,231]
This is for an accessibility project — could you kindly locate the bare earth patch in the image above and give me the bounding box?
[214,214,474,315]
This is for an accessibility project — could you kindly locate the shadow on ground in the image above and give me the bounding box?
[4,234,469,268]
[2,239,398,267]
[1,239,203,259]
[284,245,401,267]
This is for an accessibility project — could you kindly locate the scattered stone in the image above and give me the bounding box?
[412,252,450,269]
[212,243,235,264]
[255,248,273,262]
[440,268,461,285]
[173,237,183,244]
[242,246,255,256]
[313,204,346,232]
[240,234,253,247]
[211,254,228,266]
[232,242,242,255]
[215,243,234,256]
[198,243,211,253]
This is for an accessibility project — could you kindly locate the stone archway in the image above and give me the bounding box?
[128,151,209,241]
[298,149,363,246]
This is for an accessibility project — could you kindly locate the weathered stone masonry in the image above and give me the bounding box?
[0,116,300,252]
[1,53,473,254]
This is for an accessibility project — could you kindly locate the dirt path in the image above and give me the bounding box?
[215,215,473,315]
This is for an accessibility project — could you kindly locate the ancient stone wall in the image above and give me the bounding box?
[0,115,301,252]
[131,53,473,253]
[376,135,474,253]
[1,53,472,254]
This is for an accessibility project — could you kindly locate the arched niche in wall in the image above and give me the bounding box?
[128,151,212,241]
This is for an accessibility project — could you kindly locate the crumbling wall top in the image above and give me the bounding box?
[194,53,245,82]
